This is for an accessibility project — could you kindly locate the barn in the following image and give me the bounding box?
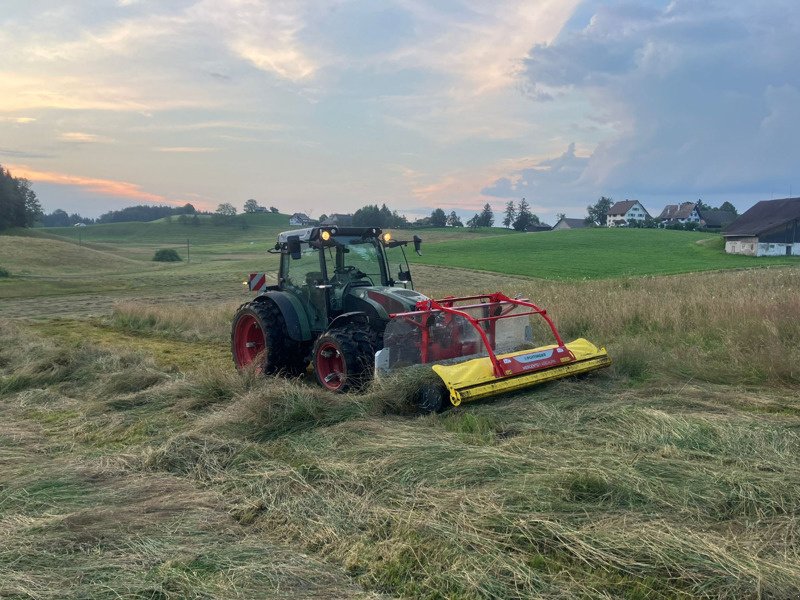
[723,198,800,256]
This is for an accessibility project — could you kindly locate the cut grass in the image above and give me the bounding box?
[2,266,800,598]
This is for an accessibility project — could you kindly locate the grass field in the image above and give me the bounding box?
[2,223,800,598]
[417,228,799,279]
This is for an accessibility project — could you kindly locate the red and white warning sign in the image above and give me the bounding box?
[248,272,268,291]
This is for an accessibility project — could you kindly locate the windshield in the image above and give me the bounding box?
[323,236,386,286]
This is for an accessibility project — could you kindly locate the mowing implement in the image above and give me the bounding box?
[232,226,610,411]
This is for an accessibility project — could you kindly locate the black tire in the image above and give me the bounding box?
[312,325,377,393]
[415,381,448,414]
[231,300,308,376]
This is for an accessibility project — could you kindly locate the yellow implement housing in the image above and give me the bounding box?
[432,338,611,406]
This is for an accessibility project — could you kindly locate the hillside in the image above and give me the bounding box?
[0,235,144,276]
[415,228,799,279]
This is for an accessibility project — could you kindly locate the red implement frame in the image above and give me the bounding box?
[389,292,565,378]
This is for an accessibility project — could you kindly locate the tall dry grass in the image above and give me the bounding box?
[6,267,796,598]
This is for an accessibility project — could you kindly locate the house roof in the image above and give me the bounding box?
[698,209,737,229]
[658,202,696,220]
[290,212,310,220]
[724,198,800,236]
[658,204,678,219]
[556,217,587,228]
[608,200,638,215]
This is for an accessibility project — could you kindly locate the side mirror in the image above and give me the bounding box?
[413,235,422,256]
[287,235,302,260]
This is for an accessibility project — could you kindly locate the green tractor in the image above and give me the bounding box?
[231,226,425,392]
[233,226,611,408]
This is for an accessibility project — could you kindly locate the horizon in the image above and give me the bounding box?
[2,1,798,222]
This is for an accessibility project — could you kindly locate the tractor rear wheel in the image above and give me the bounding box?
[312,325,376,392]
[231,300,307,375]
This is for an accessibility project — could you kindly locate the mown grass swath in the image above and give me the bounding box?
[2,261,800,597]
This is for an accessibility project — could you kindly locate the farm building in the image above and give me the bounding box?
[723,198,800,256]
[697,208,737,230]
[289,212,315,226]
[607,200,650,227]
[552,217,587,230]
[657,201,700,225]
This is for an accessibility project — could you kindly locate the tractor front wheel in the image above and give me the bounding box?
[231,300,307,375]
[312,326,376,392]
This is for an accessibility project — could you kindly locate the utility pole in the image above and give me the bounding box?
[187,238,190,263]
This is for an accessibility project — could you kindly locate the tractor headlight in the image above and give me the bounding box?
[382,232,391,243]
[321,230,331,241]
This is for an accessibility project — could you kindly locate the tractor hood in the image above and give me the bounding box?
[346,286,428,319]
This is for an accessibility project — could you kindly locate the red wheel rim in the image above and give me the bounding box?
[316,342,345,390]
[233,314,265,367]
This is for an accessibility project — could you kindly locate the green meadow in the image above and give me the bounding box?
[416,227,798,279]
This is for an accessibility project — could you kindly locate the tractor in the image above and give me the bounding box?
[232,226,611,411]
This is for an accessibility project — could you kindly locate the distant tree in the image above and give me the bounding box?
[719,201,738,216]
[392,210,410,228]
[380,204,394,226]
[696,198,712,211]
[191,214,200,226]
[215,203,237,216]
[512,199,539,231]
[586,196,613,226]
[430,208,447,228]
[177,214,190,225]
[41,209,71,227]
[243,199,261,213]
[98,204,186,223]
[0,165,42,230]
[476,203,494,227]
[446,211,463,227]
[353,204,382,227]
[413,216,433,228]
[212,202,237,225]
[269,206,279,213]
[502,201,516,228]
[353,203,408,228]
[466,214,480,228]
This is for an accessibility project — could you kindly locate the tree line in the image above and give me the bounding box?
[0,165,43,230]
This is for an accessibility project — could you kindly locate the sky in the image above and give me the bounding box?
[1,0,799,222]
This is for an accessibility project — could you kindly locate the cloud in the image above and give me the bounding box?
[482,143,589,197]
[7,164,182,205]
[59,132,112,143]
[515,0,800,196]
[154,146,216,153]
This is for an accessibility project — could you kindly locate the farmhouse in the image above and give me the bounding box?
[289,212,315,226]
[723,197,800,256]
[607,200,650,227]
[552,217,587,230]
[658,201,700,225]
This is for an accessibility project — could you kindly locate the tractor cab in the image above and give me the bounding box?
[273,226,425,333]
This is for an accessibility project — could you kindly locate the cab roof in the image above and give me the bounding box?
[277,226,383,244]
